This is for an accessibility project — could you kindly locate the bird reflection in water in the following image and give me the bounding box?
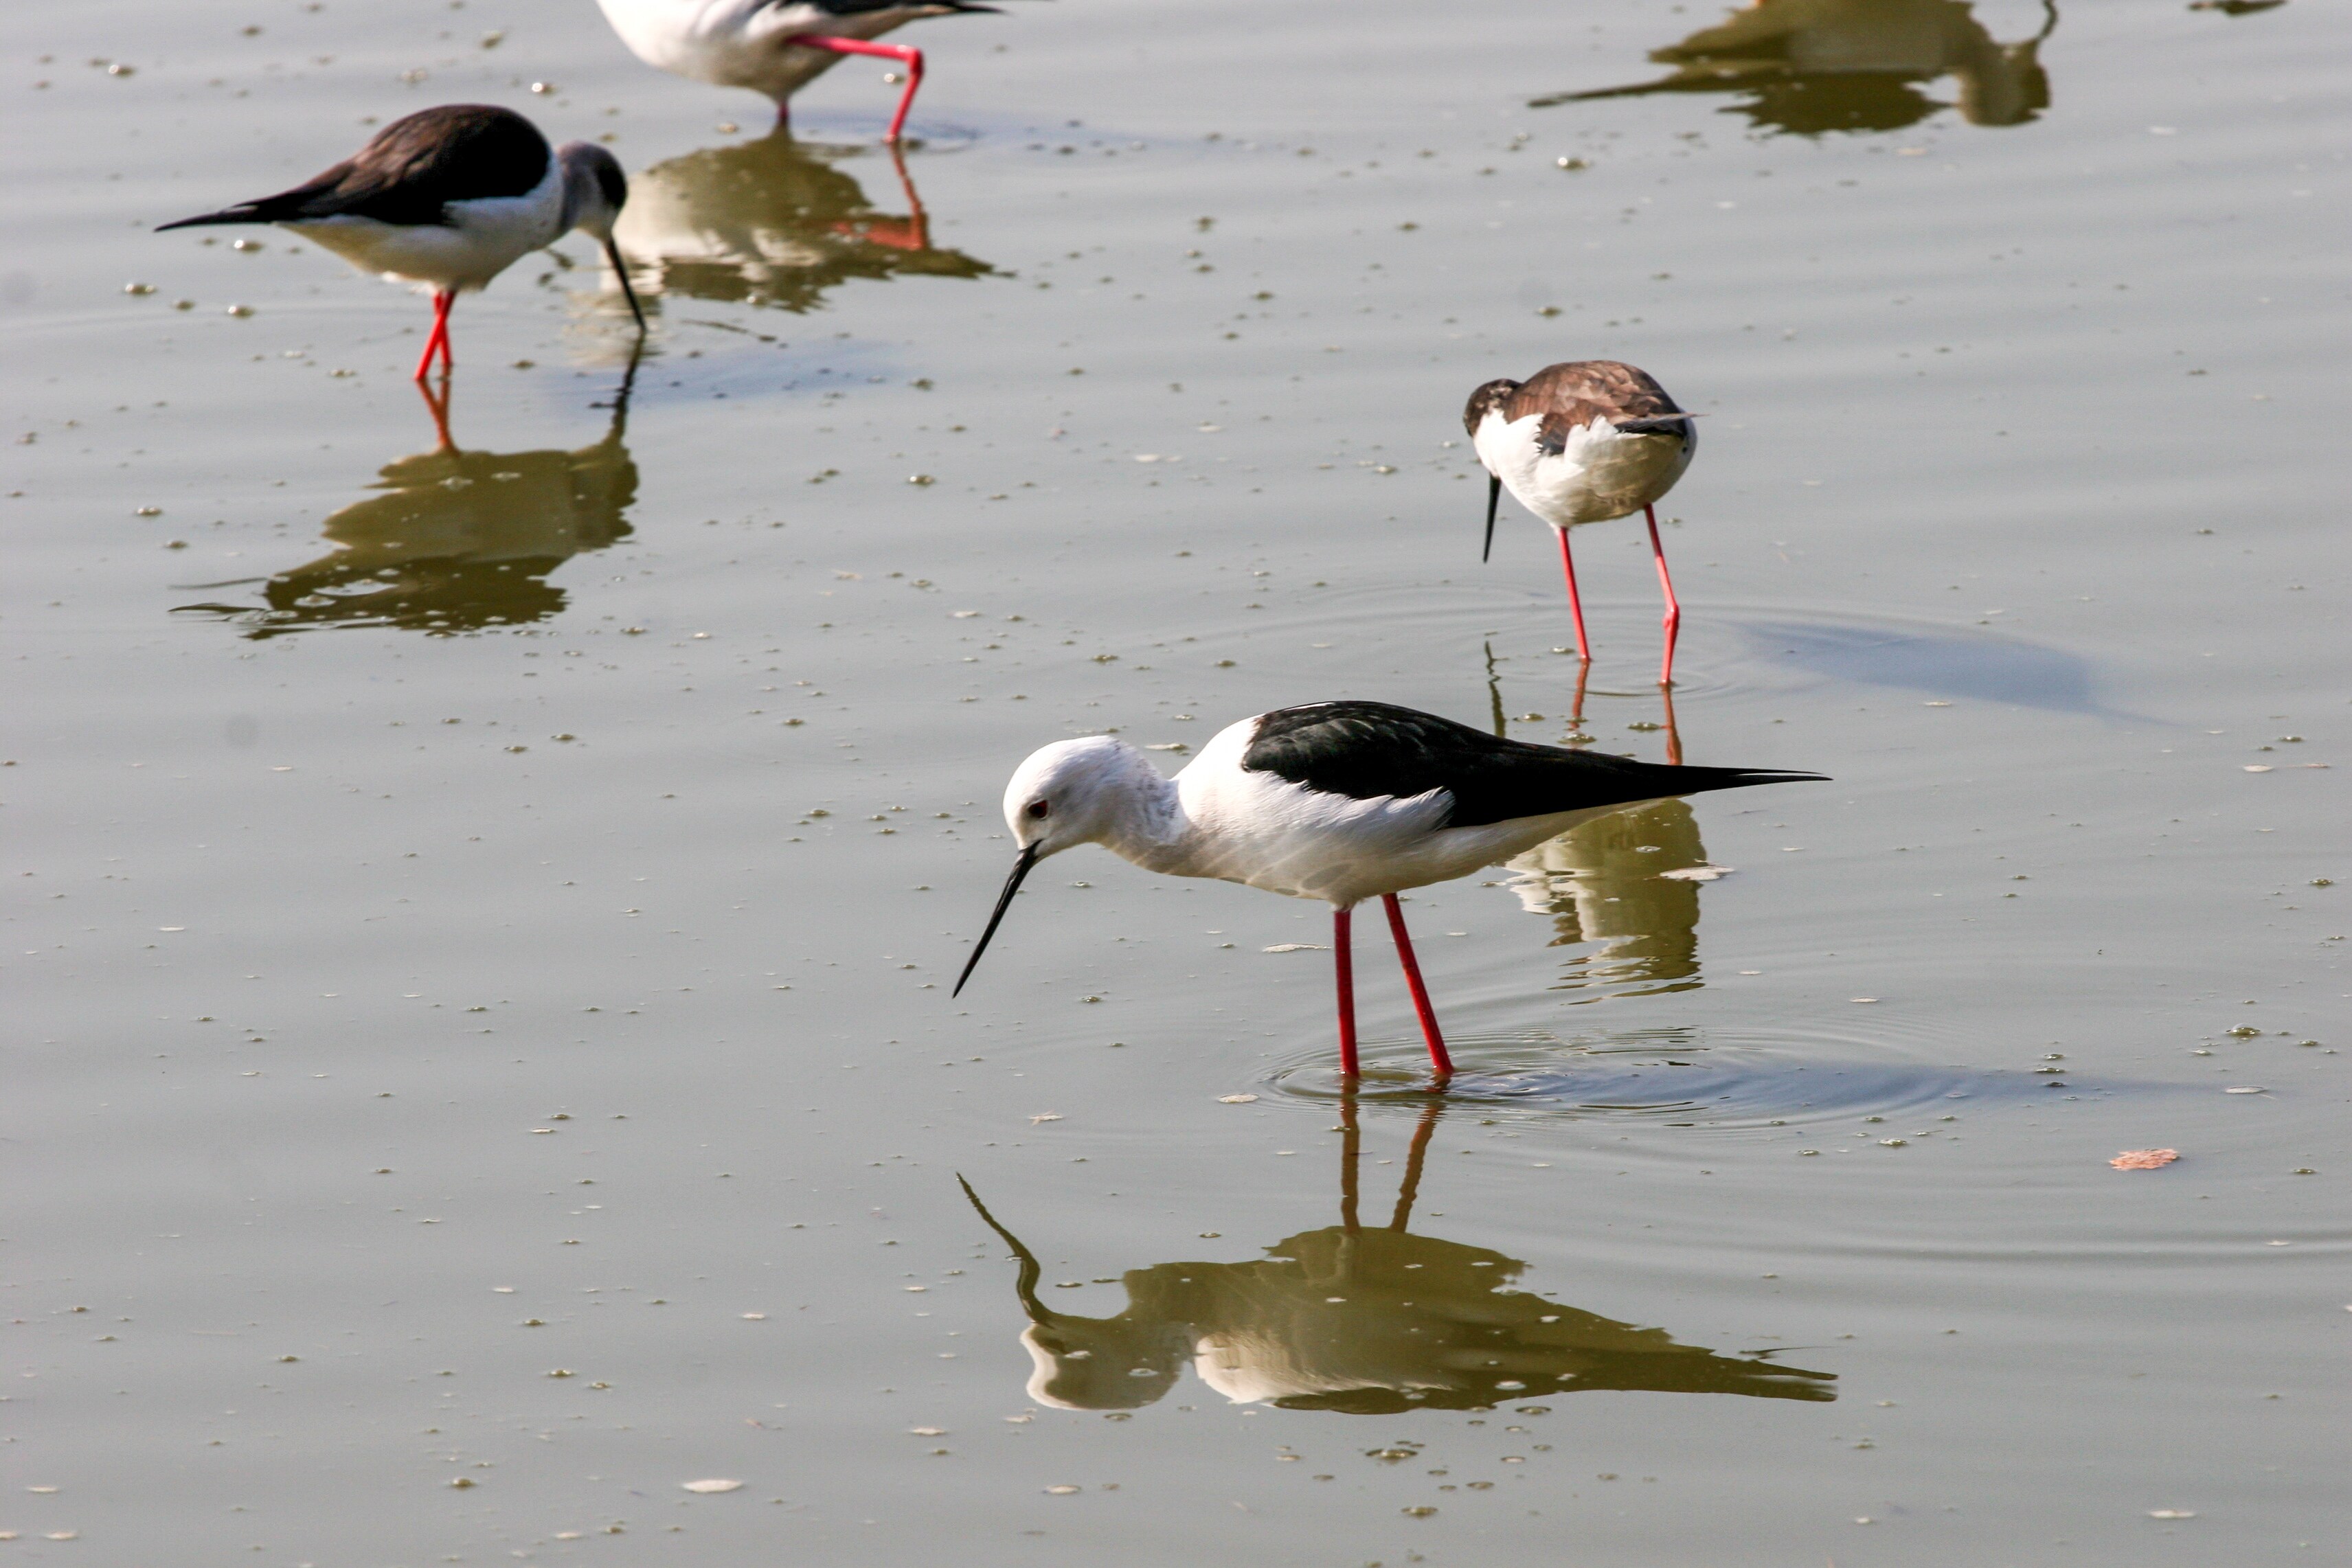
[175,350,641,639]
[1538,0,2060,135]
[960,1100,1832,1414]
[1482,646,1712,997]
[613,133,992,313]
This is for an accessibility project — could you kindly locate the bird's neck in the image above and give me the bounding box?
[1094,769,1189,872]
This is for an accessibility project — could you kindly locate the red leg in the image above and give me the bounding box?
[774,97,792,133]
[414,291,453,382]
[782,34,926,142]
[1381,894,1454,1082]
[1647,504,1681,688]
[1660,679,1682,767]
[1334,906,1359,1080]
[1555,526,1592,663]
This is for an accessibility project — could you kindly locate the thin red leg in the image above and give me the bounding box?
[1660,679,1682,767]
[782,34,926,142]
[1381,894,1454,1082]
[413,291,453,383]
[774,98,792,133]
[1555,526,1592,663]
[1646,504,1681,688]
[1334,907,1359,1080]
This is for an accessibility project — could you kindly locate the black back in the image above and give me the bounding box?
[157,104,550,231]
[1241,701,1823,829]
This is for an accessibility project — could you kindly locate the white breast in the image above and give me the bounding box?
[1475,409,1694,528]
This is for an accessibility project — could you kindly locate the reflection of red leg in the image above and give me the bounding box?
[782,34,925,141]
[1555,526,1592,663]
[1337,1089,1361,1233]
[1334,906,1359,1079]
[1388,1100,1440,1231]
[413,291,453,383]
[834,144,930,251]
[1647,504,1681,687]
[774,97,791,133]
[415,375,456,453]
[1381,894,1454,1082]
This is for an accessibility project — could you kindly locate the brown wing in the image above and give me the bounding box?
[159,105,550,232]
[1506,361,1686,455]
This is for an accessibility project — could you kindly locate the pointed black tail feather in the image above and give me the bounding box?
[156,205,278,231]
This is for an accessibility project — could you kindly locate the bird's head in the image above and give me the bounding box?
[557,141,630,242]
[558,142,646,331]
[1462,377,1520,438]
[952,736,1159,997]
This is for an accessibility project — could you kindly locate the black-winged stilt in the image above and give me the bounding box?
[158,104,644,383]
[1466,361,1701,686]
[952,700,1823,1084]
[594,0,1010,143]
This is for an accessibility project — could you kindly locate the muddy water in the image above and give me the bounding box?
[7,1,2347,1563]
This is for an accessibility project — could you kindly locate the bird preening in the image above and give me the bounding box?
[1467,360,1700,686]
[157,104,646,382]
[954,701,1825,1085]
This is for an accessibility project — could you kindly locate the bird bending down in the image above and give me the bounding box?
[595,0,1008,143]
[158,104,644,383]
[953,701,1824,1084]
[1466,361,1700,685]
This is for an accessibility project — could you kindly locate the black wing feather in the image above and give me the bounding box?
[1242,701,1823,829]
[157,105,549,232]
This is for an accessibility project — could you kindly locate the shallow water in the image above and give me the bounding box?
[7,0,2347,1563]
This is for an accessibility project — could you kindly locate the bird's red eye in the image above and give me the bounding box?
[1025,799,1050,819]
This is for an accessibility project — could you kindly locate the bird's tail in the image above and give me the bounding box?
[1667,765,1830,795]
[1612,413,1701,436]
[156,204,280,232]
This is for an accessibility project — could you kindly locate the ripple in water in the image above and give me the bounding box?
[1265,1031,2134,1128]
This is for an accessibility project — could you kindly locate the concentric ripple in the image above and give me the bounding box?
[1263,1030,2153,1128]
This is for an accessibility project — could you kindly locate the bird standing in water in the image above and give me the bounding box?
[953,701,1823,1084]
[594,0,1010,142]
[1466,361,1699,685]
[159,104,644,382]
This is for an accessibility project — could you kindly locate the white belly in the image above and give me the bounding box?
[1128,720,1655,907]
[1475,409,1694,528]
[596,0,914,100]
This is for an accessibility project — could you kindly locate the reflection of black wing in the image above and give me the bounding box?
[177,430,635,639]
[1529,0,2054,136]
[619,134,995,313]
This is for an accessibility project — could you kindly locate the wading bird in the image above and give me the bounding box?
[159,104,644,382]
[953,701,1822,1084]
[594,0,1010,142]
[1466,361,1699,685]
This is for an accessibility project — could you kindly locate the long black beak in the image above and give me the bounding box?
[603,237,646,332]
[952,843,1039,997]
[1482,473,1501,563]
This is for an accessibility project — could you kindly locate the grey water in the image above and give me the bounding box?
[6,1,2347,1564]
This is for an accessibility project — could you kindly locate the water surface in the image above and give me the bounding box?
[7,1,2347,1563]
